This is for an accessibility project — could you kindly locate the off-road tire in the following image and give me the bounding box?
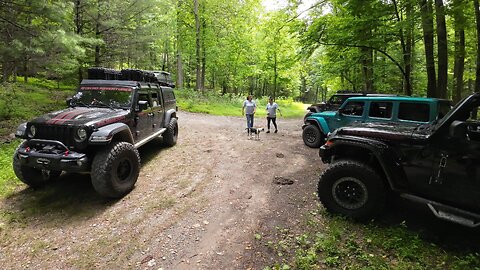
[91,142,140,198]
[318,160,386,220]
[12,147,61,188]
[163,117,178,147]
[303,124,323,148]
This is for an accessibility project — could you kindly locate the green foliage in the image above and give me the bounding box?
[176,89,307,118]
[0,80,74,138]
[0,141,21,197]
[260,213,480,269]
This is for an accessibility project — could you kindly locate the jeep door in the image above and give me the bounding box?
[335,100,365,129]
[150,86,165,131]
[415,99,480,211]
[134,90,154,142]
[430,102,480,210]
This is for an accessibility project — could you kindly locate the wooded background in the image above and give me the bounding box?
[1,0,479,103]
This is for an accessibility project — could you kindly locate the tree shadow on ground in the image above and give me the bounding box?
[377,197,480,252]
[137,137,167,165]
[2,173,112,227]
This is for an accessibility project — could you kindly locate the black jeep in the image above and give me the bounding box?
[13,68,178,198]
[318,92,480,227]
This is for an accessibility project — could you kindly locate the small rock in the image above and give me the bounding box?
[275,153,285,158]
[273,176,294,185]
[147,259,156,267]
[141,255,154,264]
[203,220,209,225]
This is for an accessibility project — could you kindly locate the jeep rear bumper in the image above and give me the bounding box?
[16,140,90,172]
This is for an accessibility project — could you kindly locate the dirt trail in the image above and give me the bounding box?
[0,111,325,269]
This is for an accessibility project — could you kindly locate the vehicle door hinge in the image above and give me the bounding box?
[429,154,448,184]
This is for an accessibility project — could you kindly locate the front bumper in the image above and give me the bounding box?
[16,139,90,172]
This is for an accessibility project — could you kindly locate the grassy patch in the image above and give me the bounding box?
[0,78,74,138]
[176,89,307,118]
[259,210,480,270]
[0,141,22,198]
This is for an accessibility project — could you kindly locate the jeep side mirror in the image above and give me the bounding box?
[449,120,467,139]
[137,100,149,111]
[338,108,344,115]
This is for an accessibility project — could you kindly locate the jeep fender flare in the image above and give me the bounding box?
[164,109,177,126]
[89,123,134,145]
[304,118,330,135]
[326,138,406,191]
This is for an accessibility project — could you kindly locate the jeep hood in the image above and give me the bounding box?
[336,122,429,142]
[29,107,129,128]
[310,111,337,118]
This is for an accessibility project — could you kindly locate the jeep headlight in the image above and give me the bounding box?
[28,125,36,138]
[76,128,87,142]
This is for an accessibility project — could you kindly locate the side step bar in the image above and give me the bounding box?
[401,193,480,228]
[134,128,166,149]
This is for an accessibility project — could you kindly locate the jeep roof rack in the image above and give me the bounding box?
[87,67,175,88]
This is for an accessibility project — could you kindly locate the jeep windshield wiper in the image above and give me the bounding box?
[72,101,88,107]
[91,101,115,110]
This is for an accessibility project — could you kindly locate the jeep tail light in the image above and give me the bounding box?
[324,140,334,147]
[64,150,69,156]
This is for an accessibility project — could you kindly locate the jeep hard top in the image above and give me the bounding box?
[13,68,178,198]
[317,92,480,227]
[305,91,398,115]
[303,96,451,148]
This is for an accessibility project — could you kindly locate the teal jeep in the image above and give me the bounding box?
[302,96,451,148]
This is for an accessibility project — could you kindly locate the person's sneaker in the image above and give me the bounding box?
[266,130,270,133]
[274,130,278,133]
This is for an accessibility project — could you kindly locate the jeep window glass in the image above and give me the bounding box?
[329,96,344,105]
[77,88,132,108]
[398,102,429,122]
[369,102,393,118]
[342,101,364,116]
[151,92,160,107]
[437,101,453,120]
[138,93,150,107]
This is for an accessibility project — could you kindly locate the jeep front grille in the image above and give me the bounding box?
[34,125,75,147]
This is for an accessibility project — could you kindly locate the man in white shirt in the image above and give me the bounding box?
[266,97,282,133]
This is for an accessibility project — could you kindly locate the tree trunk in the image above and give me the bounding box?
[201,19,206,90]
[175,0,184,88]
[194,0,201,90]
[94,2,101,67]
[435,0,448,98]
[393,0,413,96]
[474,0,480,93]
[453,0,466,102]
[419,0,437,97]
[361,47,374,92]
[273,50,278,99]
[75,0,83,82]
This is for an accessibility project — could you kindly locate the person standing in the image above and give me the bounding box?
[266,97,282,133]
[242,95,256,129]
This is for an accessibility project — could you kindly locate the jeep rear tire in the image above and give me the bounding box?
[318,160,386,220]
[163,117,178,147]
[91,142,140,198]
[12,147,61,187]
[303,124,323,148]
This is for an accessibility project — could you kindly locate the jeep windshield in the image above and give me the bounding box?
[73,86,133,109]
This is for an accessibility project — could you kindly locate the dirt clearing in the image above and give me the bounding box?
[0,111,324,269]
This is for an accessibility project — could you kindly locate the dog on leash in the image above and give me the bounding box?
[246,127,265,140]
